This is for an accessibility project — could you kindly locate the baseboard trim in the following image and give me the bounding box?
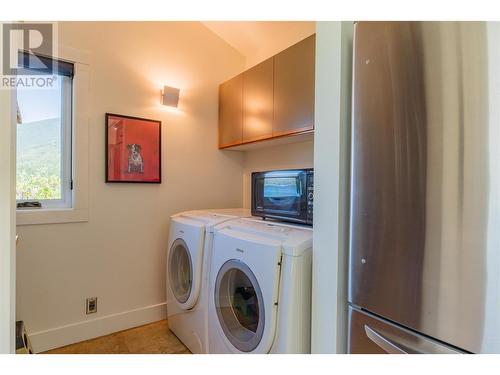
[29,302,167,353]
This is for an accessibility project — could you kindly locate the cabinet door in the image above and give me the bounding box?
[273,34,315,137]
[219,74,243,148]
[242,57,274,143]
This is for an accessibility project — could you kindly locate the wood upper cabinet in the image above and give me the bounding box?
[218,34,315,149]
[273,34,316,137]
[219,73,243,148]
[242,57,274,143]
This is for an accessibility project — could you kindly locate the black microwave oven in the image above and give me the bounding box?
[251,168,313,225]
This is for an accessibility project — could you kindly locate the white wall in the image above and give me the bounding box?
[15,21,246,352]
[202,22,316,69]
[0,81,16,354]
[311,21,353,354]
[241,141,314,208]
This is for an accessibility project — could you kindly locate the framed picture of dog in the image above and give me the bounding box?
[105,113,161,183]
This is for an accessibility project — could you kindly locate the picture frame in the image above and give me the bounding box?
[105,113,162,183]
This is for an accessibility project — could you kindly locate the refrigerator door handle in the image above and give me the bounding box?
[364,325,409,354]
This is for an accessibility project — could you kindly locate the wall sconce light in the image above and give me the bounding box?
[160,85,180,108]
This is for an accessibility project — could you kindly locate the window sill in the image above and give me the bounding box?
[16,208,89,226]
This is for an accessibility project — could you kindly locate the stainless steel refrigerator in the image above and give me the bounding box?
[348,21,500,354]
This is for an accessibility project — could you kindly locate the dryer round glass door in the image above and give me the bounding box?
[215,259,265,352]
[168,238,193,304]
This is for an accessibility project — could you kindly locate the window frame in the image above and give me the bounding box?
[15,65,74,210]
[16,44,90,226]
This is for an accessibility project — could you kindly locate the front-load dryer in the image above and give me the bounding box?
[166,209,249,354]
[208,218,313,354]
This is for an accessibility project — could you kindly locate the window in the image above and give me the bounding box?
[16,53,74,209]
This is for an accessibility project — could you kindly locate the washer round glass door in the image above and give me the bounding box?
[215,259,265,352]
[168,238,193,304]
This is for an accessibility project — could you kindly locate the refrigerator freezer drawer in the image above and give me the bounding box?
[348,306,465,354]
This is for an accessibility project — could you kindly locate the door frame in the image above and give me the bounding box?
[311,21,353,354]
[0,79,17,354]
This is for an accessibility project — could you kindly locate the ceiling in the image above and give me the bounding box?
[202,21,316,68]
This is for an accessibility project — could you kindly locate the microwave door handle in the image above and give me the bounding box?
[364,325,409,354]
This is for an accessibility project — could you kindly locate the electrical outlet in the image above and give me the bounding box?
[86,297,97,314]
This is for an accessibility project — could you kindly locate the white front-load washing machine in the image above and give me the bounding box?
[166,209,249,353]
[208,218,313,354]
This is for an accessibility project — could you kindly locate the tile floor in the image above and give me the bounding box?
[43,320,190,354]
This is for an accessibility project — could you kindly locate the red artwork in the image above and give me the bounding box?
[106,113,161,183]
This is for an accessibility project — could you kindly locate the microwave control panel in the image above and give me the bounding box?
[306,171,314,224]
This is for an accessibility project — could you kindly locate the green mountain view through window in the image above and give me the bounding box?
[16,117,62,200]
